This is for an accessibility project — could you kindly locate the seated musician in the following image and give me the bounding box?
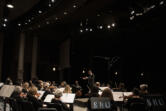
[101,88,114,101]
[27,86,43,111]
[59,81,67,88]
[40,83,54,101]
[49,85,57,94]
[95,82,101,88]
[22,82,30,93]
[72,80,82,98]
[124,88,146,110]
[11,86,27,100]
[118,82,127,92]
[63,84,72,93]
[124,88,142,100]
[51,90,70,111]
[139,84,149,96]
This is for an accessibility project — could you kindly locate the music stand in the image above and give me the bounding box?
[0,85,15,98]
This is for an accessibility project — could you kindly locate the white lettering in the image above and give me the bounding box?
[147,99,152,107]
[158,98,165,106]
[105,102,111,109]
[152,99,158,106]
[99,102,104,109]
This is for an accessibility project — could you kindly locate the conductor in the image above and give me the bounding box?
[82,69,95,94]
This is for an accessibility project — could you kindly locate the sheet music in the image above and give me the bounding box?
[0,83,4,87]
[99,87,109,91]
[44,94,55,103]
[58,88,65,92]
[123,92,133,97]
[61,93,76,103]
[112,92,124,102]
[98,91,102,95]
[0,85,15,97]
[37,91,45,99]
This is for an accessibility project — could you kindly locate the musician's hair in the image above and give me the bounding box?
[54,90,62,98]
[14,86,22,94]
[29,86,38,96]
[101,88,114,100]
[63,85,72,93]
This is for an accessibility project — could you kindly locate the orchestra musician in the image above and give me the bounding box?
[27,86,43,111]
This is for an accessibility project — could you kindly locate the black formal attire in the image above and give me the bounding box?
[27,94,43,111]
[87,74,95,93]
[80,73,89,96]
[51,99,70,111]
[126,97,146,111]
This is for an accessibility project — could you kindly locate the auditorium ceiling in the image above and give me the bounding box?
[1,0,166,49]
[3,0,166,34]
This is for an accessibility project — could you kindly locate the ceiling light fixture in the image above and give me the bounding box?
[38,10,42,14]
[48,4,52,7]
[46,21,50,24]
[73,5,77,8]
[107,25,111,29]
[18,23,21,26]
[99,25,103,29]
[4,18,8,22]
[2,23,7,27]
[64,11,68,15]
[80,29,83,33]
[51,0,55,3]
[28,19,31,22]
[160,1,164,5]
[130,16,135,20]
[131,10,135,15]
[6,3,14,9]
[111,23,115,27]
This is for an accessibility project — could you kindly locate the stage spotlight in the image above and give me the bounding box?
[52,67,56,72]
[160,1,164,5]
[107,25,111,29]
[4,18,8,22]
[51,0,55,3]
[111,23,115,27]
[38,10,42,14]
[2,23,7,27]
[80,29,83,33]
[73,5,77,8]
[64,11,68,15]
[6,0,14,9]
[85,28,89,31]
[48,4,52,7]
[99,25,103,29]
[46,21,50,24]
[131,10,135,15]
[18,23,21,26]
[6,4,14,8]
[130,16,135,20]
